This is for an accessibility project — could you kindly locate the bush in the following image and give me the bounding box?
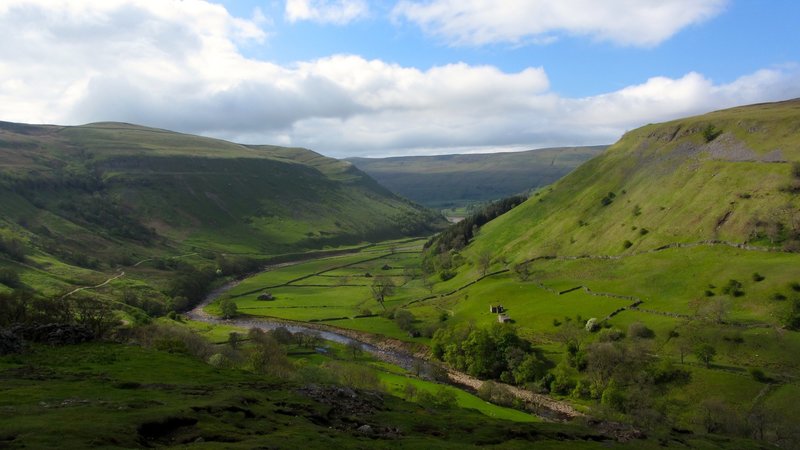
[721,279,744,297]
[439,270,455,281]
[478,381,515,406]
[598,328,625,342]
[702,124,722,142]
[137,323,213,360]
[623,240,633,249]
[771,292,787,301]
[394,310,416,332]
[585,318,599,332]
[752,273,765,282]
[627,322,655,339]
[784,299,800,331]
[749,367,769,383]
[0,268,21,288]
[418,386,457,410]
[0,237,27,262]
[323,361,382,390]
[600,192,616,206]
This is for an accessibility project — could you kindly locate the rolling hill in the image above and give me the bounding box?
[466,99,800,259]
[347,146,606,210]
[0,121,443,301]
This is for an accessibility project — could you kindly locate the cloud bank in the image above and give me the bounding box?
[392,0,728,47]
[0,0,798,157]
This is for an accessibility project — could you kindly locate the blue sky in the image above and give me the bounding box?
[224,0,799,97]
[0,0,799,157]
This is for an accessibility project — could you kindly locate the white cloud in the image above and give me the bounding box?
[0,0,798,158]
[285,0,368,25]
[392,0,728,47]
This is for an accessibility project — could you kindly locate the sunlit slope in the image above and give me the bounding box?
[469,99,800,260]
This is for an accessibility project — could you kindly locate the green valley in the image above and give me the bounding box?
[3,100,800,449]
[348,146,605,211]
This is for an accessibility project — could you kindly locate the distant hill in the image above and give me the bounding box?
[347,146,606,209]
[0,121,443,300]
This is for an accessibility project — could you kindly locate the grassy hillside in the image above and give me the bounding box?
[467,100,800,259]
[393,99,800,446]
[0,120,443,306]
[348,146,606,210]
[3,339,756,449]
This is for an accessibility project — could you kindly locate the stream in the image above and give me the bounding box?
[186,262,581,422]
[185,270,423,373]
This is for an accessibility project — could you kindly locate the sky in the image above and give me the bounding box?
[0,0,799,158]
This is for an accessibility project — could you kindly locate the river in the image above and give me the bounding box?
[186,262,581,422]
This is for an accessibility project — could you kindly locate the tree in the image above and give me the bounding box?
[394,309,415,331]
[370,276,394,310]
[513,261,531,281]
[219,299,238,319]
[346,340,363,359]
[227,332,241,349]
[249,334,292,377]
[694,343,716,368]
[476,250,492,277]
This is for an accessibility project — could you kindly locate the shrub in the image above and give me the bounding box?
[600,192,616,206]
[0,268,21,288]
[623,240,633,249]
[628,322,655,339]
[478,381,515,406]
[0,237,26,262]
[137,323,213,360]
[752,273,765,282]
[439,270,455,281]
[749,367,768,383]
[585,318,599,332]
[721,279,744,297]
[702,124,722,142]
[639,228,649,236]
[704,290,715,297]
[418,387,457,409]
[784,299,800,331]
[598,328,625,342]
[771,292,787,301]
[394,310,416,331]
[268,327,295,345]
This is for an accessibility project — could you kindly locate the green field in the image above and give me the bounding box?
[2,343,627,449]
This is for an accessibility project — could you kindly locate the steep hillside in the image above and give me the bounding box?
[468,100,800,260]
[404,100,800,444]
[0,121,443,300]
[348,146,605,209]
